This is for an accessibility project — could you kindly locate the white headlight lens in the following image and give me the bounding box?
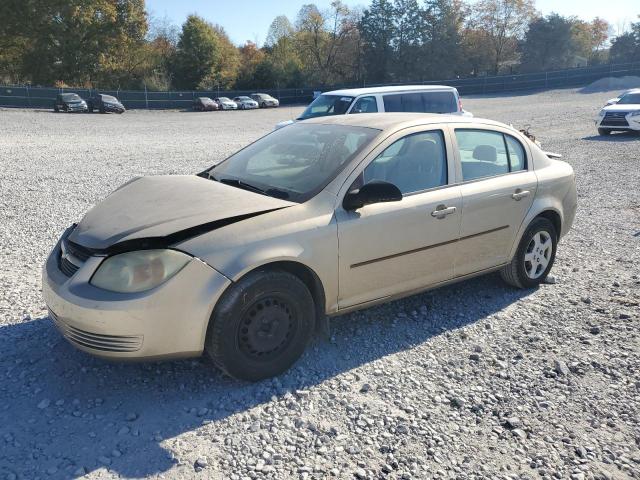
[598,110,606,117]
[91,249,191,293]
[630,111,640,117]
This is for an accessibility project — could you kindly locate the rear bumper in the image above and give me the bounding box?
[42,234,231,360]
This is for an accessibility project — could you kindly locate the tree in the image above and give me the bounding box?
[235,41,266,89]
[391,0,423,81]
[469,0,536,74]
[609,19,640,63]
[169,15,220,90]
[423,0,467,79]
[359,0,396,83]
[520,14,574,72]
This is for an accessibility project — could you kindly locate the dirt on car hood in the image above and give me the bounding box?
[68,175,295,251]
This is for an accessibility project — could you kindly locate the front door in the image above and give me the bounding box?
[336,128,461,309]
[452,128,537,276]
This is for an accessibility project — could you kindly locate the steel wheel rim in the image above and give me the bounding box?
[238,296,296,360]
[524,230,552,279]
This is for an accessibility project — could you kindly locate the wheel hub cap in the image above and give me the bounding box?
[524,231,552,279]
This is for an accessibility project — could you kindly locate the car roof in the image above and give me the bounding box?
[322,85,458,97]
[300,112,513,133]
[621,88,640,95]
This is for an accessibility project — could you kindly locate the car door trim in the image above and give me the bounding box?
[350,224,509,269]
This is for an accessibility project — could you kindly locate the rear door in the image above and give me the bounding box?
[452,127,537,276]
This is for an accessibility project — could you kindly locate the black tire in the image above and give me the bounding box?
[54,104,59,112]
[99,105,105,114]
[261,102,266,108]
[500,217,558,289]
[205,270,315,381]
[598,128,611,136]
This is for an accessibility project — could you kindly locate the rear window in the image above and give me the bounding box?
[383,91,458,114]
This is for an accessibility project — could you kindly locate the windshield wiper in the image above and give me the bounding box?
[213,176,290,200]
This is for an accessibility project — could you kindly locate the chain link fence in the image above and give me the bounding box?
[2,62,639,110]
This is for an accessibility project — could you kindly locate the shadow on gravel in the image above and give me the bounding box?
[583,132,640,142]
[0,274,530,479]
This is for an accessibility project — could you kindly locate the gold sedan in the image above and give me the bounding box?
[43,113,577,381]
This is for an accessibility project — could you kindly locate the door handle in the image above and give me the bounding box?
[512,189,530,201]
[431,205,457,218]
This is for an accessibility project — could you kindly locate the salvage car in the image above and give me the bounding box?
[43,113,576,381]
[215,97,238,110]
[193,97,219,111]
[595,88,640,135]
[233,96,259,110]
[251,93,280,108]
[87,94,125,114]
[53,93,88,113]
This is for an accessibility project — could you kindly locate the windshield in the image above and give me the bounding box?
[218,97,230,102]
[61,93,81,101]
[101,95,117,102]
[298,94,354,120]
[237,96,251,101]
[206,123,379,203]
[616,93,640,105]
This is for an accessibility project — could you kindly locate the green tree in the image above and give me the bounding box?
[520,14,574,72]
[423,0,467,79]
[392,0,423,81]
[169,15,220,90]
[609,20,640,63]
[359,0,396,83]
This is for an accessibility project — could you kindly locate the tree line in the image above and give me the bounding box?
[0,0,638,91]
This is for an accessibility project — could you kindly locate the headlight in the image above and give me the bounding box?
[630,111,640,117]
[91,249,191,293]
[597,110,606,117]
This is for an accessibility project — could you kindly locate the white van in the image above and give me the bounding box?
[276,85,471,129]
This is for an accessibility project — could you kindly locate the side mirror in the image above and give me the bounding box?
[343,180,402,211]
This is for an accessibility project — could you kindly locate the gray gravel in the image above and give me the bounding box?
[1,90,639,480]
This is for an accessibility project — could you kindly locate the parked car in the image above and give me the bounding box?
[595,88,640,135]
[276,85,471,129]
[43,113,576,381]
[87,94,125,114]
[251,93,280,108]
[193,97,219,111]
[215,97,238,110]
[53,93,88,113]
[233,96,259,110]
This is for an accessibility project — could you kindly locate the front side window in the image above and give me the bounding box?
[298,94,354,120]
[455,129,527,182]
[362,130,447,195]
[350,96,378,114]
[208,124,379,203]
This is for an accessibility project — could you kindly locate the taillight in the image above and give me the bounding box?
[458,97,463,112]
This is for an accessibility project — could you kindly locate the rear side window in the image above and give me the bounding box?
[455,129,527,181]
[383,92,458,113]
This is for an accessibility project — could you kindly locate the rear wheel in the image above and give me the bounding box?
[205,270,315,381]
[598,128,611,136]
[500,217,557,289]
[261,102,266,108]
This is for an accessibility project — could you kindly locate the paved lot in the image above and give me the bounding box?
[0,89,639,480]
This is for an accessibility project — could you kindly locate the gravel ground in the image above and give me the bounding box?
[0,89,639,480]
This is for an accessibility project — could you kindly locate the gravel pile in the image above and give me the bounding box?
[580,76,640,93]
[1,90,639,480]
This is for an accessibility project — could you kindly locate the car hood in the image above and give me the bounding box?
[603,104,640,112]
[68,175,295,251]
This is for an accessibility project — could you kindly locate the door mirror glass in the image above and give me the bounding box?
[343,180,402,211]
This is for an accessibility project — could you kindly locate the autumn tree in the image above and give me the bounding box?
[468,0,537,74]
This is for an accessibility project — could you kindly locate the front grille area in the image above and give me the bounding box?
[601,112,630,127]
[50,310,143,353]
[58,239,92,277]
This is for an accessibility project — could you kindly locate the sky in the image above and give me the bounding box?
[145,0,640,46]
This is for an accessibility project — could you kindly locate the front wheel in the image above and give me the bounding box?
[206,270,315,381]
[500,217,557,289]
[598,128,611,136]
